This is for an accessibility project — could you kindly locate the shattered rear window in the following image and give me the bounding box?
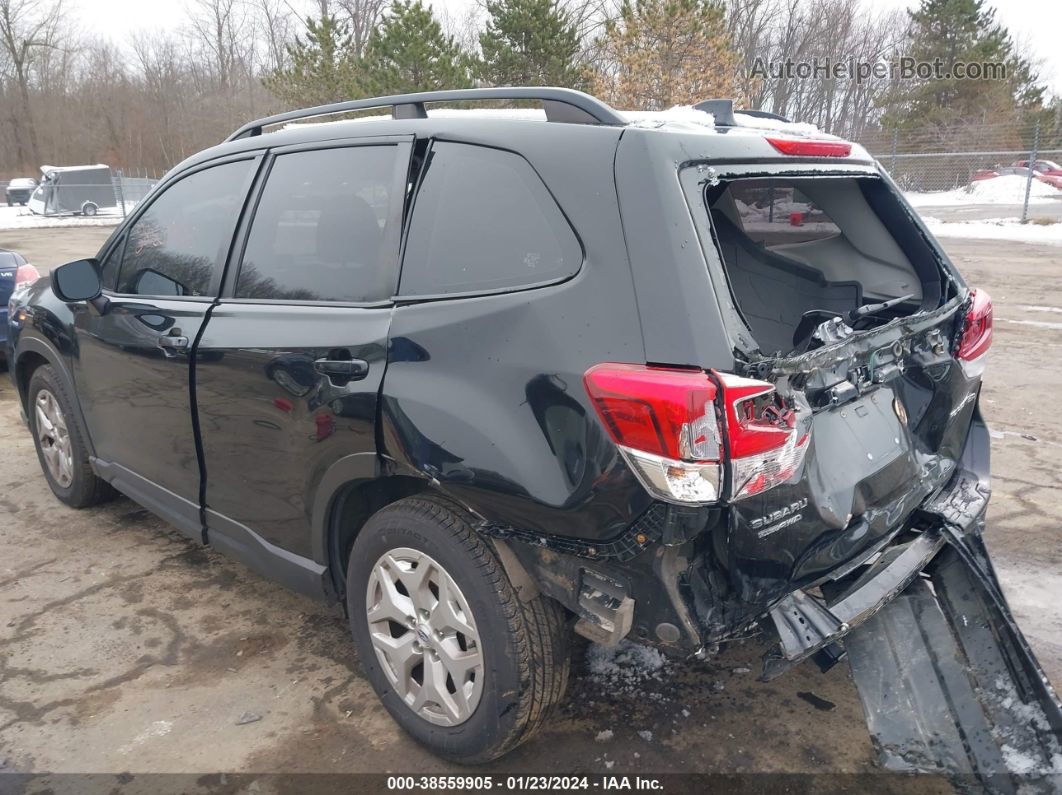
[727,179,841,247]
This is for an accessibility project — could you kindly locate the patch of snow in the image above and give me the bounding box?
[905,174,1062,207]
[1020,305,1062,313]
[621,106,825,137]
[1001,745,1048,776]
[117,720,173,754]
[637,730,653,742]
[921,216,1062,245]
[604,759,615,770]
[1002,318,1062,331]
[0,204,125,230]
[733,111,822,136]
[586,640,670,694]
[594,729,613,742]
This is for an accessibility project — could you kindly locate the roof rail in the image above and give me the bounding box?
[225,87,628,142]
[693,98,792,126]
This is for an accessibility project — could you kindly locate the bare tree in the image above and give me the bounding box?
[186,0,250,91]
[0,0,63,168]
[334,0,388,57]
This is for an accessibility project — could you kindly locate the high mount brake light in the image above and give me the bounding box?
[957,288,993,362]
[584,364,808,504]
[765,137,853,158]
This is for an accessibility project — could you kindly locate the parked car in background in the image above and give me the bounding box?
[970,163,1062,190]
[1013,159,1062,176]
[27,164,116,216]
[5,178,37,206]
[7,87,1062,784]
[0,248,40,368]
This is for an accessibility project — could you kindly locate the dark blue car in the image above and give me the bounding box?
[1,248,39,367]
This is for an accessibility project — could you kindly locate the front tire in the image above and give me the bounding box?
[27,365,114,508]
[347,497,570,763]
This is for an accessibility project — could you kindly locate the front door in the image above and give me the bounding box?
[71,156,260,538]
[194,139,410,566]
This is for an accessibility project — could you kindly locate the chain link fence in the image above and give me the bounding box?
[1,169,161,228]
[857,121,1062,223]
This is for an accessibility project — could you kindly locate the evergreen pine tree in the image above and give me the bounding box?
[478,0,589,89]
[360,1,473,96]
[263,15,359,107]
[883,0,1043,136]
[593,0,740,110]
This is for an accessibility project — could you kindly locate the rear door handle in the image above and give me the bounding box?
[313,358,369,381]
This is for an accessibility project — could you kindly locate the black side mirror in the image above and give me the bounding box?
[51,259,102,303]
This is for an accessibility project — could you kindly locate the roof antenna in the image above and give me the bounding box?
[694,99,736,126]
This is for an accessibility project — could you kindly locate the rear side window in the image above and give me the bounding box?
[399,142,581,296]
[236,145,398,303]
[116,159,254,297]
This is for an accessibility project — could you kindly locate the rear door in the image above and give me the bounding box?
[70,156,260,538]
[194,137,410,567]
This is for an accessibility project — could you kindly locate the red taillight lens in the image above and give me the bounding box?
[957,288,992,362]
[715,372,808,499]
[584,364,722,504]
[765,137,852,158]
[714,373,795,458]
[584,365,808,504]
[583,364,719,461]
[14,263,40,286]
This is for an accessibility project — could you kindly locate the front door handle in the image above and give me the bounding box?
[313,357,369,381]
[158,334,189,351]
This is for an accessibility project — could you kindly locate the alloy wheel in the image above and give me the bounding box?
[365,547,485,727]
[35,389,73,488]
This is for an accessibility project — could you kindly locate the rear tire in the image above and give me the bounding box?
[347,496,570,763]
[27,365,115,508]
[81,202,98,217]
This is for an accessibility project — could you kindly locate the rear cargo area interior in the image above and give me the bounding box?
[707,177,929,355]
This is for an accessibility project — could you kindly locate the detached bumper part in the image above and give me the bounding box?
[762,529,945,680]
[846,545,1062,790]
[573,568,634,647]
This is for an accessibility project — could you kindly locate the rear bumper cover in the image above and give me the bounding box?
[847,536,1062,789]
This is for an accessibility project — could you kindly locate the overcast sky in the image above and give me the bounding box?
[66,0,1062,99]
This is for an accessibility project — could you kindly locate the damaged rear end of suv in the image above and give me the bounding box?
[539,102,1062,789]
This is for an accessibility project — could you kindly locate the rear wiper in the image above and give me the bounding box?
[791,294,918,351]
[845,294,916,325]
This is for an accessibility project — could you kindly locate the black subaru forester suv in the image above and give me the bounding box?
[8,88,1061,781]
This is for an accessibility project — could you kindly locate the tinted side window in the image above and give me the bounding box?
[117,159,254,297]
[235,146,398,303]
[400,143,581,296]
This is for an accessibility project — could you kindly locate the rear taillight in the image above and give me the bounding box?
[584,364,808,504]
[957,288,992,362]
[765,137,852,158]
[583,364,722,503]
[14,264,40,286]
[715,373,810,500]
